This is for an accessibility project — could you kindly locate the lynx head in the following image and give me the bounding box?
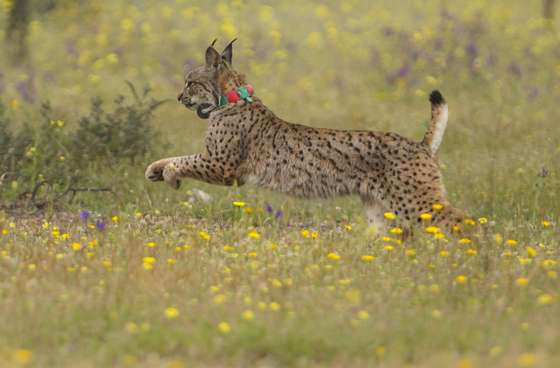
[178,39,247,119]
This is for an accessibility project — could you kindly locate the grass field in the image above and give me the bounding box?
[0,0,559,367]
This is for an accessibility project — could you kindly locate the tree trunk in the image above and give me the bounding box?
[6,0,31,65]
[544,0,556,20]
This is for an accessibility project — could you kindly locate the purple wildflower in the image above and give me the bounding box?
[274,209,283,220]
[397,65,409,78]
[467,42,478,58]
[95,220,106,232]
[15,78,35,103]
[79,210,90,221]
[265,203,273,214]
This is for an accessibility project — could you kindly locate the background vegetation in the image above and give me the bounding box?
[0,0,559,367]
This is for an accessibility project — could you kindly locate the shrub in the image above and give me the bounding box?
[0,83,166,208]
[72,82,167,165]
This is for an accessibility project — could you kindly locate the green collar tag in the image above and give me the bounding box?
[219,95,228,107]
[237,86,253,102]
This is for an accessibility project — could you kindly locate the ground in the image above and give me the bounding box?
[0,0,559,367]
[0,198,558,367]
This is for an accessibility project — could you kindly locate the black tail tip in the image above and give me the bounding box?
[429,90,445,105]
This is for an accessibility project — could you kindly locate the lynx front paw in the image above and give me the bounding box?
[145,160,167,181]
[162,164,181,189]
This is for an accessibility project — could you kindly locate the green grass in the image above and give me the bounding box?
[0,0,559,366]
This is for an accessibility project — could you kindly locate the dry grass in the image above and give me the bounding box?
[0,0,559,366]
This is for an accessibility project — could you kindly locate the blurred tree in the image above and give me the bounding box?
[544,0,556,20]
[6,0,31,65]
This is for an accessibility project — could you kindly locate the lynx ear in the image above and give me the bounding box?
[205,45,221,68]
[221,38,237,65]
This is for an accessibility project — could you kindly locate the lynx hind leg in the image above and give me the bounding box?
[363,200,412,241]
[363,199,390,234]
[431,205,474,236]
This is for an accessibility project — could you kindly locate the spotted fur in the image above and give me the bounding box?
[146,41,469,235]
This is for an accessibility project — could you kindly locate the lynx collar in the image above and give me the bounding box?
[219,84,255,107]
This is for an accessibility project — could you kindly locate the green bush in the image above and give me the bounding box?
[0,83,166,207]
[72,82,166,165]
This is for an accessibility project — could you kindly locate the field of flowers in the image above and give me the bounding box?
[0,0,559,367]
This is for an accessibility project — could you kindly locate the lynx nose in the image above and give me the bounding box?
[177,92,184,102]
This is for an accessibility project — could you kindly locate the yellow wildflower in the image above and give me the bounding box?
[13,349,33,365]
[143,256,156,265]
[517,353,537,367]
[455,275,468,284]
[164,307,179,319]
[464,218,476,226]
[232,201,246,207]
[71,242,82,251]
[432,203,444,210]
[361,255,375,263]
[506,239,518,247]
[327,252,340,261]
[494,233,503,244]
[241,310,254,321]
[247,230,260,240]
[213,294,226,305]
[466,248,477,256]
[515,277,529,287]
[218,322,231,334]
[125,322,138,334]
[419,213,432,221]
[425,226,440,234]
[199,231,211,241]
[537,294,554,306]
[357,310,370,320]
[389,227,403,235]
[383,212,396,220]
[526,246,537,258]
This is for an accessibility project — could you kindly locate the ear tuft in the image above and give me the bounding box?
[221,38,237,65]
